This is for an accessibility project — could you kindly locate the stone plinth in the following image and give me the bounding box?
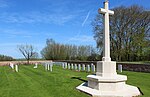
[87,74,127,91]
[96,61,117,77]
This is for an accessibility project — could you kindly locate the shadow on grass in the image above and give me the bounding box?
[138,87,144,96]
[71,77,87,82]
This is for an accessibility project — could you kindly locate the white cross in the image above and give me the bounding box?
[98,1,114,61]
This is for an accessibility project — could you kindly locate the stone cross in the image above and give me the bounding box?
[98,1,114,62]
[76,1,141,96]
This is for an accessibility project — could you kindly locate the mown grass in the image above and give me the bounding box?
[0,65,149,97]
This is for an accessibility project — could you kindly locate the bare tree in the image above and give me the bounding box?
[18,44,37,64]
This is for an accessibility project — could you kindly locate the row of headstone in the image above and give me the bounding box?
[9,62,19,72]
[62,62,96,72]
[41,62,53,72]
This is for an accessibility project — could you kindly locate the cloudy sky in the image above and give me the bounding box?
[0,0,149,58]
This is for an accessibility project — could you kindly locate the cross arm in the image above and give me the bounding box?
[98,8,107,14]
[98,8,114,15]
[108,10,114,15]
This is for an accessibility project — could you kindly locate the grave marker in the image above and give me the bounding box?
[71,63,74,70]
[34,63,38,68]
[50,63,53,72]
[68,63,70,69]
[15,65,18,72]
[65,63,67,69]
[87,65,90,72]
[74,64,77,70]
[47,63,50,71]
[91,63,96,72]
[62,63,65,69]
[118,64,122,73]
[78,64,81,71]
[82,64,85,71]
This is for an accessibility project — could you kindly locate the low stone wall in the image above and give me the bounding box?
[0,60,52,66]
[116,63,150,73]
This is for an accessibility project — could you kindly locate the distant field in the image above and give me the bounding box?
[0,65,149,97]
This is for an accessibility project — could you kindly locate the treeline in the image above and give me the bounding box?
[93,5,150,61]
[0,54,14,61]
[41,39,100,61]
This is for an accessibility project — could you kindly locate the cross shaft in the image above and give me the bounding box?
[98,1,114,61]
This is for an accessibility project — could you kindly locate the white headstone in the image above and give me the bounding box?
[45,63,48,71]
[47,63,50,70]
[82,64,85,71]
[62,63,65,68]
[15,65,18,72]
[87,65,90,72]
[34,63,38,68]
[91,63,96,72]
[68,63,70,69]
[65,63,67,69]
[74,64,77,70]
[50,64,53,72]
[78,64,81,71]
[71,63,74,70]
[118,64,122,73]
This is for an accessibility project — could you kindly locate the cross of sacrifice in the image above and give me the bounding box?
[98,0,114,62]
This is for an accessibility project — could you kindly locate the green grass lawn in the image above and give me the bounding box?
[0,65,149,97]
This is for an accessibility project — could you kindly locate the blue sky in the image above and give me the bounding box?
[0,0,149,58]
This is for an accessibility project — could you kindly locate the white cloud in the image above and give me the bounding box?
[0,0,9,8]
[0,11,77,25]
[0,28,42,39]
[69,35,95,42]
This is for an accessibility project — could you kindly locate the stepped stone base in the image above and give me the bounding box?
[76,61,141,97]
[77,74,141,97]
